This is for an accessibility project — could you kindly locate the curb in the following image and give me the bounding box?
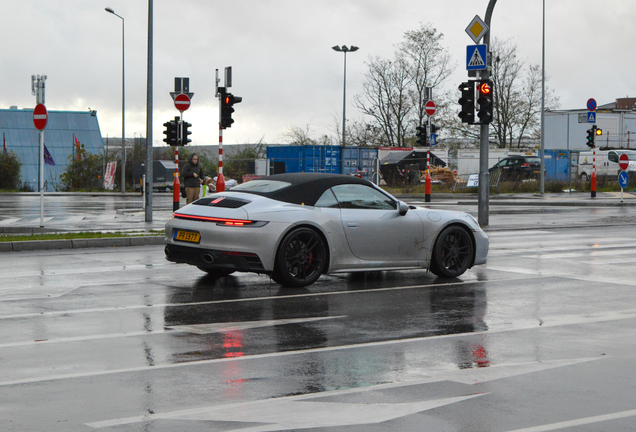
[0,236,165,253]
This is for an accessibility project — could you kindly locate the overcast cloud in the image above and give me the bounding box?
[1,1,633,147]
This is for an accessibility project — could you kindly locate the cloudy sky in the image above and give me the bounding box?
[1,1,632,147]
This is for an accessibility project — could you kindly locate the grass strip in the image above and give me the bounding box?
[0,231,164,243]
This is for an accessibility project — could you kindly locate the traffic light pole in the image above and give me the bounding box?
[478,0,497,227]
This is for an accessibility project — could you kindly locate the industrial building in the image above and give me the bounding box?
[0,107,104,191]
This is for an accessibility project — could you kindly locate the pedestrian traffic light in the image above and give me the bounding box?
[586,128,595,148]
[181,121,192,146]
[415,125,427,146]
[163,119,178,146]
[458,81,475,124]
[476,80,494,124]
[220,92,242,129]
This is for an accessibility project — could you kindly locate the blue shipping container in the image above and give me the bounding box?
[267,145,342,174]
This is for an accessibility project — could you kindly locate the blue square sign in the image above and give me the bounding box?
[467,45,487,71]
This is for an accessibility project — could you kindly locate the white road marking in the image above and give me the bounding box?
[503,408,636,432]
[87,394,486,430]
[167,316,346,334]
[0,303,616,387]
[0,218,23,226]
[0,276,528,319]
[487,265,636,287]
[86,358,599,429]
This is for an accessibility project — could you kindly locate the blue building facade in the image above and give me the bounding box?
[0,108,104,191]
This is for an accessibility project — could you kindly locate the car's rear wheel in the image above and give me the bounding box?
[580,172,589,181]
[272,228,327,287]
[430,225,474,278]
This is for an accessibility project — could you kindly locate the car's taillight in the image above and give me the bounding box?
[522,163,530,167]
[173,212,265,227]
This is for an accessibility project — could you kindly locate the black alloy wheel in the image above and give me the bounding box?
[273,227,327,287]
[430,225,474,278]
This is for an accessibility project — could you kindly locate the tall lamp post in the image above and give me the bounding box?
[332,45,359,147]
[105,7,126,194]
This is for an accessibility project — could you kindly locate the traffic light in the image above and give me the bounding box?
[163,119,178,146]
[220,92,242,129]
[430,124,440,135]
[458,81,475,124]
[415,125,427,146]
[181,121,192,146]
[586,128,595,148]
[595,127,602,136]
[476,80,494,124]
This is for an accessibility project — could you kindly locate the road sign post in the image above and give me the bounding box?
[619,154,630,202]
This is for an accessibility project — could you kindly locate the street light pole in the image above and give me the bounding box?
[105,7,126,194]
[332,45,359,147]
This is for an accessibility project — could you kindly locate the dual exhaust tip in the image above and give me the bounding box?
[164,246,215,264]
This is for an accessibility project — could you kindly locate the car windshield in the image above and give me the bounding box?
[231,180,291,193]
[615,151,636,160]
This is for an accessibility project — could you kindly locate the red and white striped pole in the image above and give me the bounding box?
[424,116,432,202]
[217,123,225,192]
[173,145,180,211]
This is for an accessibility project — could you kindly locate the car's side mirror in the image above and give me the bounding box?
[398,201,409,216]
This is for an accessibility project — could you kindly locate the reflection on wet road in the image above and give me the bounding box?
[2,225,636,431]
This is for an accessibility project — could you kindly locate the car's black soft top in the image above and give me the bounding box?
[235,173,372,206]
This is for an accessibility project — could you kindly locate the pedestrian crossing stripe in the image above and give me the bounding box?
[468,48,485,67]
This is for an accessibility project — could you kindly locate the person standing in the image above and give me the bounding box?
[182,154,205,204]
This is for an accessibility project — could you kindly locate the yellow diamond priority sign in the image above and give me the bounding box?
[466,15,489,44]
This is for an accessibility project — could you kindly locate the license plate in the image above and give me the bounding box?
[174,230,200,243]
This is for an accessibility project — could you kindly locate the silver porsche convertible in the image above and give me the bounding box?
[164,173,488,287]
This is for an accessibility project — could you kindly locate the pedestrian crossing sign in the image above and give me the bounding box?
[466,45,487,71]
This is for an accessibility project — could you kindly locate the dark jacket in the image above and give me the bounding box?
[181,155,204,188]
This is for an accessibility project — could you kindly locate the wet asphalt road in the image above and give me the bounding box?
[2,216,636,431]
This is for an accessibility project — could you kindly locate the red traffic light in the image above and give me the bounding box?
[477,82,492,95]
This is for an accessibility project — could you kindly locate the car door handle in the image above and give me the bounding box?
[347,223,360,228]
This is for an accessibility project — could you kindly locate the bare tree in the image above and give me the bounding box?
[490,38,560,149]
[280,124,317,146]
[398,23,455,128]
[354,56,412,147]
[354,23,455,147]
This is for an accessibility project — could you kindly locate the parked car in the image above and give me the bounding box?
[165,173,489,287]
[489,156,542,181]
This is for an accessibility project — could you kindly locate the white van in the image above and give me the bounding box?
[578,149,636,180]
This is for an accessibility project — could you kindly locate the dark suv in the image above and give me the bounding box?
[489,156,542,181]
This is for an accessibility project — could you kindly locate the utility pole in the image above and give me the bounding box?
[145,0,154,222]
[477,0,497,227]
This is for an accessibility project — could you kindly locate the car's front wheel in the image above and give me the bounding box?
[430,225,474,278]
[272,228,327,287]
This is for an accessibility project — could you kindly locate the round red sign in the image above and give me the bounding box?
[174,94,191,112]
[619,153,629,171]
[425,100,436,116]
[33,103,48,131]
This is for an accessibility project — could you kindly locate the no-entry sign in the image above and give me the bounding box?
[33,103,48,130]
[174,94,191,112]
[425,100,436,116]
[619,153,629,171]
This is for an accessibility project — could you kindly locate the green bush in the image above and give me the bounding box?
[59,149,104,191]
[0,151,23,190]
